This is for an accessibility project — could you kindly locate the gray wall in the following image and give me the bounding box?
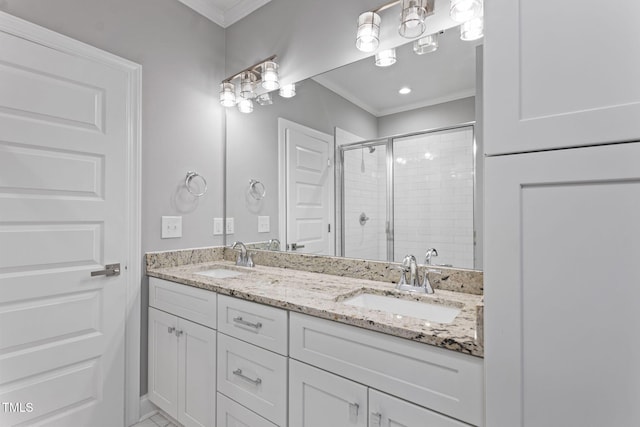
[226,78,377,244]
[378,97,476,137]
[1,0,226,395]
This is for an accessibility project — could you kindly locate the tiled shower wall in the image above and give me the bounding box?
[343,146,387,261]
[393,127,474,268]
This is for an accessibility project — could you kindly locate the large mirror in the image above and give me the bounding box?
[225,29,483,270]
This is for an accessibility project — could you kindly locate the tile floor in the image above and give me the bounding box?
[132,412,179,427]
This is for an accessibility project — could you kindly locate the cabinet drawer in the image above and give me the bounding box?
[217,333,287,426]
[369,389,469,427]
[217,294,288,355]
[149,277,216,329]
[290,313,484,427]
[217,392,278,427]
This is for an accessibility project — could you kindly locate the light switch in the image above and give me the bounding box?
[213,218,224,235]
[161,216,182,239]
[225,217,234,234]
[258,216,270,233]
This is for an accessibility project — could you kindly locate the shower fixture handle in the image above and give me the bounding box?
[359,212,370,225]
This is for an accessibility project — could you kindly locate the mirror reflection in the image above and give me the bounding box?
[225,29,482,270]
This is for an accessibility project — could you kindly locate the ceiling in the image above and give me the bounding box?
[177,0,271,28]
[313,29,481,117]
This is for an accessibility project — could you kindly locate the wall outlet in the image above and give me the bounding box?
[258,216,270,233]
[213,218,224,235]
[161,216,182,239]
[225,217,234,234]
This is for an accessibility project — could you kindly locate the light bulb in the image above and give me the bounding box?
[450,0,483,23]
[237,98,253,113]
[279,83,296,98]
[219,82,236,107]
[261,61,279,91]
[356,12,381,52]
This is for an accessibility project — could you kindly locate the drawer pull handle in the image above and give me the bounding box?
[349,402,359,420]
[233,316,263,330]
[370,412,382,427]
[232,368,262,386]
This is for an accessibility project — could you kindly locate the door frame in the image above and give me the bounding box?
[0,12,143,426]
[277,118,335,255]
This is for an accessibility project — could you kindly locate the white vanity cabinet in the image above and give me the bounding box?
[216,295,288,427]
[289,313,484,426]
[484,0,640,155]
[289,359,367,427]
[148,278,217,427]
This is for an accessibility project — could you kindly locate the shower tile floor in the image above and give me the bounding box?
[132,412,179,427]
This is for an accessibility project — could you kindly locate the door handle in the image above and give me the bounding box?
[288,243,305,251]
[90,263,121,277]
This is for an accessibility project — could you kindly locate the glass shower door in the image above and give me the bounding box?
[341,142,388,261]
[393,126,475,267]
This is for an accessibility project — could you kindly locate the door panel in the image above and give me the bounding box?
[0,16,133,426]
[485,142,640,426]
[484,0,640,154]
[282,119,334,255]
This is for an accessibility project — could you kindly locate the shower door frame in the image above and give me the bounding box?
[337,137,394,261]
[336,122,476,264]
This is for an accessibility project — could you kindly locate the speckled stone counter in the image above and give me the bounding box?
[146,247,484,357]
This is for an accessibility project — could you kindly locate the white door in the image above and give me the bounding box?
[0,16,137,426]
[289,359,367,427]
[484,0,640,155]
[279,119,334,255]
[485,142,640,426]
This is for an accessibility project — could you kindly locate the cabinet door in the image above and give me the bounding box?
[148,307,178,418]
[216,393,278,427]
[485,142,640,426]
[289,359,367,427]
[484,0,640,155]
[177,318,216,427]
[369,390,469,427]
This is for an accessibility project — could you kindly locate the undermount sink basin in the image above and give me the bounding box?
[195,268,244,279]
[342,293,460,324]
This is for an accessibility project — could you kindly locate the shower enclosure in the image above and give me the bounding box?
[337,124,476,269]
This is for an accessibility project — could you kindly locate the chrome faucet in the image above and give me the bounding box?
[396,254,420,292]
[421,248,440,294]
[425,248,438,266]
[267,238,281,251]
[231,241,254,267]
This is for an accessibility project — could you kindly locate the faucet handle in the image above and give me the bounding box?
[246,252,255,268]
[393,265,409,285]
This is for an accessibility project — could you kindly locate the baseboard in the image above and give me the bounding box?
[138,394,159,423]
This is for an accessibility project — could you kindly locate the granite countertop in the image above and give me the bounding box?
[147,259,484,357]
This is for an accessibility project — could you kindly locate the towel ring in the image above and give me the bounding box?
[185,171,207,197]
[248,179,266,200]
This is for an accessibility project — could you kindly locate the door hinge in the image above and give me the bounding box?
[327,158,331,167]
[328,224,331,233]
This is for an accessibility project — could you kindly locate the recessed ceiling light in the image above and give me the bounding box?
[398,87,411,95]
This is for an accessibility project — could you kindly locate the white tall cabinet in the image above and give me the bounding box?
[484,1,640,426]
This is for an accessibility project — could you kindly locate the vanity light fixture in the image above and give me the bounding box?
[356,0,434,53]
[375,48,397,67]
[237,97,253,114]
[279,83,296,98]
[219,55,280,113]
[413,32,439,54]
[356,11,381,52]
[256,92,273,106]
[399,0,433,39]
[460,16,484,40]
[219,82,236,107]
[449,0,483,23]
